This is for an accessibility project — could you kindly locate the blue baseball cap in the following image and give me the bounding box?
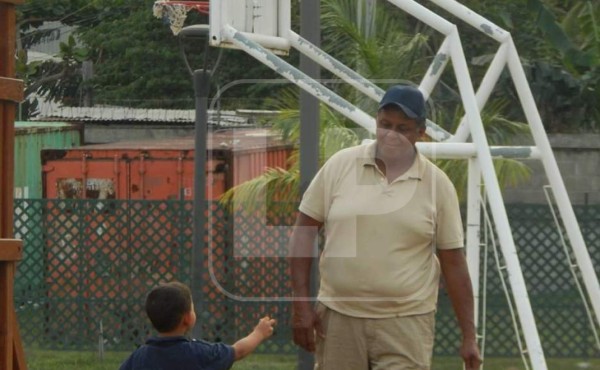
[378,85,426,120]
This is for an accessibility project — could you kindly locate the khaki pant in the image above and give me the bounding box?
[315,303,435,370]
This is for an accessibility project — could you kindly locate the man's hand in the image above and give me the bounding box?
[292,303,323,353]
[289,212,324,352]
[438,249,481,370]
[460,338,482,370]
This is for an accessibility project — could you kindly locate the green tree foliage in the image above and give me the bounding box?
[414,0,598,133]
[16,0,97,112]
[16,0,289,113]
[16,0,598,131]
[77,0,200,108]
[457,0,599,132]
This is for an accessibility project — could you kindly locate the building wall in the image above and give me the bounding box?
[502,134,600,205]
[83,124,193,144]
[27,21,73,56]
[14,122,82,198]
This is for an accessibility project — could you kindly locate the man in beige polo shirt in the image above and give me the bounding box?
[289,85,482,369]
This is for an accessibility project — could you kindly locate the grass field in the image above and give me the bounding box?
[24,350,600,370]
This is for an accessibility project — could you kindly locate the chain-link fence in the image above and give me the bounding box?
[12,199,600,357]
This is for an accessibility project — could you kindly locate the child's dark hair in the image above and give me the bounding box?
[145,282,192,333]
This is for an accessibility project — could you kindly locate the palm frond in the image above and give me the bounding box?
[480,99,532,145]
[322,0,428,84]
[220,167,300,212]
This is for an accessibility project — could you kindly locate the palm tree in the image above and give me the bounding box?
[220,0,531,210]
[219,89,363,210]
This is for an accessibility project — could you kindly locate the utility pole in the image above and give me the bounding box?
[191,68,210,340]
[298,0,320,369]
[81,61,94,107]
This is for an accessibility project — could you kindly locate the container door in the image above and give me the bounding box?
[129,154,184,200]
[43,152,127,199]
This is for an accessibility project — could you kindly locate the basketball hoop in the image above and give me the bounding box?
[153,1,209,36]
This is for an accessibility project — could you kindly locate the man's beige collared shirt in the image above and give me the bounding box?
[299,140,464,318]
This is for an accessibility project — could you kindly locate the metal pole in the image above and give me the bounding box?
[191,69,210,339]
[428,0,509,42]
[224,25,376,132]
[288,31,382,101]
[386,0,454,36]
[419,38,451,99]
[288,32,453,142]
[448,30,547,369]
[466,158,482,327]
[297,0,320,368]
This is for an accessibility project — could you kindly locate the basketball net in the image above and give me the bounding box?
[153,1,209,35]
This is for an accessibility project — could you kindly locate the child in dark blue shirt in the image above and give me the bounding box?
[120,282,276,370]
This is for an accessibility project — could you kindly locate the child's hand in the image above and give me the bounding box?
[254,316,276,340]
[233,316,277,360]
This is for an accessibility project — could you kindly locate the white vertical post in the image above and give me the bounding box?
[506,39,600,325]
[466,158,482,327]
[209,0,223,45]
[278,0,291,38]
[448,30,547,370]
[416,38,457,141]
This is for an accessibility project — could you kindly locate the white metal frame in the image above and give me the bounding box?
[209,0,291,55]
[199,1,600,369]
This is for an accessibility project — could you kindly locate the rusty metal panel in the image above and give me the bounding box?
[41,129,292,200]
[128,153,198,200]
[42,147,226,200]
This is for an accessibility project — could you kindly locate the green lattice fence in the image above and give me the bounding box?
[12,199,297,353]
[12,199,600,357]
[434,204,600,358]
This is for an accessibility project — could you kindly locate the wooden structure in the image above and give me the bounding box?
[1,0,27,369]
[0,241,24,370]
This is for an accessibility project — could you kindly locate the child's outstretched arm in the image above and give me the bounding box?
[233,316,276,360]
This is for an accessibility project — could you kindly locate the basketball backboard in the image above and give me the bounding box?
[209,0,291,55]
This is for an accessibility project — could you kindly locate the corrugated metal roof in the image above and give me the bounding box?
[32,102,281,127]
[15,121,81,135]
[16,121,73,128]
[66,128,290,152]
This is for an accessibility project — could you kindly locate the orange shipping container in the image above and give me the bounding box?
[41,129,292,200]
